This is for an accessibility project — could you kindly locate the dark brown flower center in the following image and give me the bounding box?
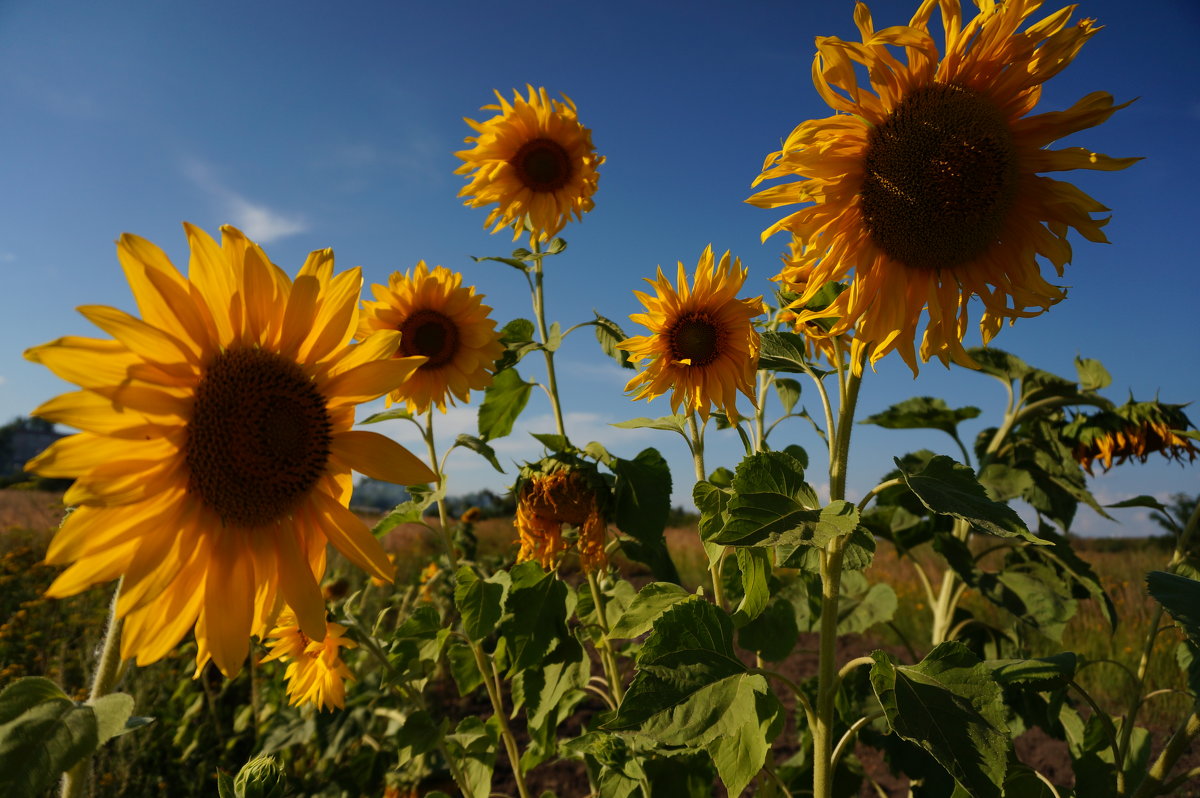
[860,82,1018,272]
[511,137,572,192]
[186,347,332,527]
[668,314,723,367]
[399,309,459,368]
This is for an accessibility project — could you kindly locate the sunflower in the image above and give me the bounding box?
[1067,400,1200,474]
[776,238,852,367]
[25,224,436,677]
[261,607,356,711]
[747,0,1137,374]
[514,456,610,572]
[358,262,505,415]
[619,246,764,422]
[455,85,604,242]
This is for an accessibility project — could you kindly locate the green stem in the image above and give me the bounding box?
[1131,713,1200,798]
[813,349,865,798]
[423,411,532,798]
[687,412,726,608]
[62,579,126,798]
[586,570,625,705]
[530,241,567,439]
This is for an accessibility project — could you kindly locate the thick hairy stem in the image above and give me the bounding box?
[62,579,126,798]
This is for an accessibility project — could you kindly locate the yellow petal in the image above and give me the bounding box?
[203,532,254,677]
[330,430,435,486]
[322,358,427,407]
[308,490,392,582]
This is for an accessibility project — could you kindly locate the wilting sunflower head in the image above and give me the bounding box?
[747,0,1138,375]
[514,455,611,572]
[455,85,604,243]
[358,262,505,415]
[619,246,765,422]
[261,607,356,712]
[24,223,436,678]
[1067,400,1200,475]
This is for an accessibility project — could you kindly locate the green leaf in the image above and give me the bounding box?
[1107,495,1171,513]
[521,636,589,730]
[0,678,99,798]
[591,312,635,370]
[979,562,1077,641]
[605,598,745,732]
[396,710,445,761]
[454,567,506,643]
[758,331,814,373]
[861,396,980,437]
[217,769,235,798]
[1074,356,1112,391]
[478,368,533,441]
[370,483,444,537]
[732,547,770,625]
[712,451,827,546]
[444,716,500,798]
[90,693,134,744]
[774,378,801,415]
[1147,571,1200,645]
[611,449,673,537]
[472,254,530,272]
[609,582,692,639]
[453,434,505,474]
[501,563,570,675]
[705,685,782,797]
[966,347,1030,383]
[870,642,1011,798]
[359,407,415,425]
[898,455,1043,544]
[530,432,571,452]
[494,318,541,370]
[988,653,1077,690]
[835,573,897,634]
[610,415,688,439]
[978,463,1034,502]
[583,440,615,466]
[737,597,799,661]
[544,321,562,353]
[446,640,484,696]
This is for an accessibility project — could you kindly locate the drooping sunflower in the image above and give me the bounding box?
[358,262,505,415]
[1067,400,1200,475]
[25,224,435,677]
[261,607,356,711]
[514,456,610,573]
[747,0,1137,374]
[455,85,604,242]
[619,246,764,422]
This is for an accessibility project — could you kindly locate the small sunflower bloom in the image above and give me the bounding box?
[776,239,852,366]
[24,224,436,677]
[455,85,604,242]
[515,458,610,572]
[261,608,356,711]
[747,0,1137,374]
[1068,401,1200,474]
[620,246,764,422]
[358,263,505,415]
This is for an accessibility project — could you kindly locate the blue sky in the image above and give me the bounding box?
[1,0,1196,536]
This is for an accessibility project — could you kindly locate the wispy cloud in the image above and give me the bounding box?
[182,159,306,243]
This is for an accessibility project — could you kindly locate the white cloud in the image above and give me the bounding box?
[182,159,307,243]
[0,253,15,263]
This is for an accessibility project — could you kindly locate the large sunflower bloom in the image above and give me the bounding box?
[455,85,604,242]
[747,0,1137,374]
[25,224,435,677]
[619,246,764,422]
[358,262,505,414]
[261,608,356,711]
